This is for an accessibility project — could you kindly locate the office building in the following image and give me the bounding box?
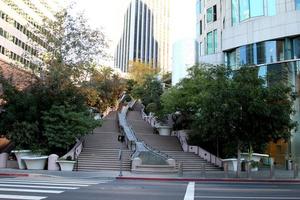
[0,0,62,88]
[196,0,300,166]
[115,0,171,73]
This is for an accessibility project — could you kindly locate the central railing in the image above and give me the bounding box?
[117,100,176,169]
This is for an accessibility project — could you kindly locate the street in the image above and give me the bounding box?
[0,176,300,200]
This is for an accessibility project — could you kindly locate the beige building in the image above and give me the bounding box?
[0,0,62,72]
[115,0,171,73]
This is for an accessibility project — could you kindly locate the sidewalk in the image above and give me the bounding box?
[0,168,299,183]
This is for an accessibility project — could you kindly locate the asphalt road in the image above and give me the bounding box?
[0,176,300,200]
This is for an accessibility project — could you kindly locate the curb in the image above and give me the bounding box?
[116,176,300,183]
[0,173,56,178]
[0,173,29,177]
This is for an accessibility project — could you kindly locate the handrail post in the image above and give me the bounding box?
[294,163,299,179]
[178,162,183,177]
[201,163,206,177]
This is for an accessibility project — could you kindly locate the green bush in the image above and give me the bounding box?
[43,105,101,152]
[7,122,39,150]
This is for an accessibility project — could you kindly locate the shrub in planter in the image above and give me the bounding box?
[42,104,101,153]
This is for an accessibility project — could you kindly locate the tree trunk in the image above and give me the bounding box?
[236,141,241,178]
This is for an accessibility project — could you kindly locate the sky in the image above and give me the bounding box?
[68,0,196,65]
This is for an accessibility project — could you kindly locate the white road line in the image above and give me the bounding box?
[0,188,64,194]
[184,182,195,200]
[195,188,291,192]
[0,194,47,200]
[1,179,100,185]
[0,181,89,187]
[195,196,300,199]
[0,184,78,190]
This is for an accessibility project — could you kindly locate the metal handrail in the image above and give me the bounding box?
[118,101,172,163]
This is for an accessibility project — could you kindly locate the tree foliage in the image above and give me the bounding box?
[80,66,126,112]
[161,64,296,157]
[0,9,108,155]
[128,61,158,85]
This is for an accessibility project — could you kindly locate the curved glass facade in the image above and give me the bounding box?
[226,36,300,68]
[232,0,276,25]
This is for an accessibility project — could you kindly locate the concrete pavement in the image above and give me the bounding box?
[0,168,299,183]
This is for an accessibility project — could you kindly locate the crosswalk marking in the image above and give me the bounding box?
[0,187,63,194]
[0,178,100,185]
[0,177,112,199]
[184,182,195,200]
[0,184,79,190]
[0,194,47,200]
[0,181,89,187]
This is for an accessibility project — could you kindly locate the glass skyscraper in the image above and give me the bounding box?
[114,0,171,73]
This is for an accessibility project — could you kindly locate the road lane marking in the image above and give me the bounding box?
[184,182,195,200]
[0,194,47,200]
[0,181,89,187]
[0,188,63,194]
[195,188,291,192]
[1,179,100,185]
[195,196,300,199]
[0,184,78,190]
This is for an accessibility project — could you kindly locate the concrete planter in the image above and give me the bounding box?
[156,126,171,136]
[11,150,33,169]
[222,158,245,171]
[57,160,76,171]
[48,154,60,171]
[21,156,48,170]
[0,153,8,168]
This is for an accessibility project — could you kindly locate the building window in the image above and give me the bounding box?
[207,5,217,23]
[200,20,203,35]
[250,0,264,17]
[296,0,300,10]
[267,0,276,16]
[232,0,276,25]
[232,0,239,25]
[213,5,217,21]
[197,0,203,14]
[206,30,217,54]
[239,0,250,21]
[213,29,217,52]
[293,37,300,59]
[207,7,213,23]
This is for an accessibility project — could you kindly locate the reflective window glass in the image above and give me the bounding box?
[227,50,237,67]
[214,30,217,52]
[250,0,264,17]
[267,0,276,16]
[265,41,276,63]
[276,40,285,61]
[257,42,266,64]
[207,7,213,23]
[207,32,213,54]
[296,0,300,10]
[232,0,239,25]
[239,0,250,21]
[293,37,300,59]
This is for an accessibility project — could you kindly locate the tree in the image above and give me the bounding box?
[81,66,126,113]
[128,61,158,85]
[132,75,163,107]
[0,9,108,155]
[161,64,296,166]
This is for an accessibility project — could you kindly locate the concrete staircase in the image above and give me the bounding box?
[77,111,131,171]
[127,103,221,172]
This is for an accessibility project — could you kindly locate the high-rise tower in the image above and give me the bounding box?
[0,0,62,70]
[115,0,170,73]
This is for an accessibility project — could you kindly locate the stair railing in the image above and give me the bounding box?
[175,130,223,167]
[118,101,175,167]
